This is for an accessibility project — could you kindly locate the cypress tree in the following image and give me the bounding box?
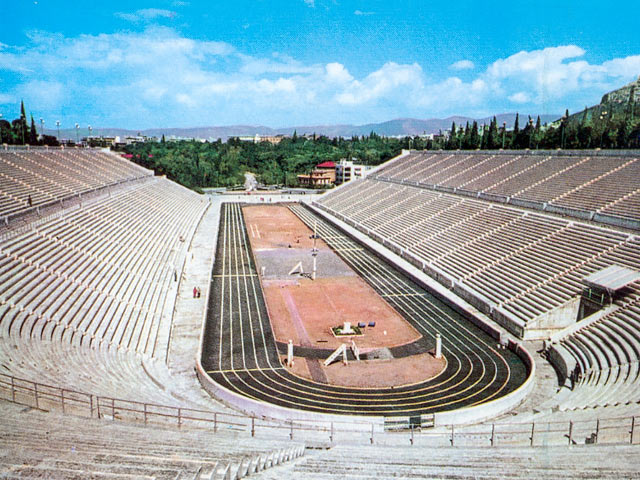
[19,100,28,144]
[449,122,456,149]
[29,115,38,145]
[470,121,480,148]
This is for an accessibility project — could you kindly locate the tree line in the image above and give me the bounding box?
[122,106,640,191]
[0,101,59,146]
[427,107,640,151]
[121,132,405,191]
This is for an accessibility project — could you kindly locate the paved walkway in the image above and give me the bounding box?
[163,199,227,409]
[165,195,318,409]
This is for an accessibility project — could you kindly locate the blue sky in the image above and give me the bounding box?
[1,0,639,129]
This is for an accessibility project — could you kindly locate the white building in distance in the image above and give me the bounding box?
[335,159,373,185]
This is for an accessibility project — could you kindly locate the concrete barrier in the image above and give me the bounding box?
[593,212,640,230]
[544,203,594,221]
[455,188,481,198]
[509,197,546,212]
[435,185,455,194]
[478,192,509,204]
[546,342,576,388]
[195,361,382,429]
[434,341,536,426]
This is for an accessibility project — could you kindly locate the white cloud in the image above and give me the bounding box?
[303,0,315,7]
[508,92,531,103]
[240,54,320,75]
[0,93,15,104]
[325,63,353,84]
[336,62,424,105]
[450,60,474,70]
[115,9,177,22]
[1,31,639,127]
[482,45,640,104]
[354,10,375,16]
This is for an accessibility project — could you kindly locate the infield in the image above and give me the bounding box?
[243,204,446,387]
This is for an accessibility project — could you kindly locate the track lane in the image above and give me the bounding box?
[201,203,527,416]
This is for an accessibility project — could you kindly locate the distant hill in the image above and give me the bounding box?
[564,76,640,127]
[47,113,559,141]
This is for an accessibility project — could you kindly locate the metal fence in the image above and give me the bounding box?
[1,372,638,447]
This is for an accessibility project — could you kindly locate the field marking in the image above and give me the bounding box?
[213,274,259,277]
[207,367,286,374]
[381,293,426,297]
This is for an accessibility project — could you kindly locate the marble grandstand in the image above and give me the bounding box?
[314,149,640,413]
[0,146,639,478]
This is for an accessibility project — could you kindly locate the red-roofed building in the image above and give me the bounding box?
[316,161,335,169]
[297,160,336,187]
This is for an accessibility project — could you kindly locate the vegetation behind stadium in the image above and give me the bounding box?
[2,78,639,191]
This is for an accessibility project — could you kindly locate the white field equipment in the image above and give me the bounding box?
[324,344,348,366]
[351,340,360,361]
[287,339,294,367]
[288,261,304,276]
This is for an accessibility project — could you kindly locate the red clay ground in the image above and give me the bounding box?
[243,203,324,251]
[288,352,446,388]
[243,204,446,388]
[262,277,421,351]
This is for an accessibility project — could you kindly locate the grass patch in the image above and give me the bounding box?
[331,325,363,336]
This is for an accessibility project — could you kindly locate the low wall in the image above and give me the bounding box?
[544,203,594,221]
[433,342,536,426]
[509,197,546,211]
[529,296,581,330]
[593,212,640,231]
[478,192,509,204]
[195,361,381,429]
[546,343,575,388]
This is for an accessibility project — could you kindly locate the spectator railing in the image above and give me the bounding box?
[1,372,637,447]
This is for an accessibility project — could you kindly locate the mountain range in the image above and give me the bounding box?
[47,113,560,141]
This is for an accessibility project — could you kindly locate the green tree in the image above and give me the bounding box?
[470,121,480,149]
[29,116,38,145]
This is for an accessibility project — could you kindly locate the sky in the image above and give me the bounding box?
[1,0,639,130]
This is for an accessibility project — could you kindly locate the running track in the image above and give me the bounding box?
[200,203,528,417]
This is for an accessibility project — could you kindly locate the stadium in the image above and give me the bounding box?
[0,143,639,479]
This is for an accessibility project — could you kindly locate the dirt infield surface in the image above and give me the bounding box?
[243,204,446,388]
